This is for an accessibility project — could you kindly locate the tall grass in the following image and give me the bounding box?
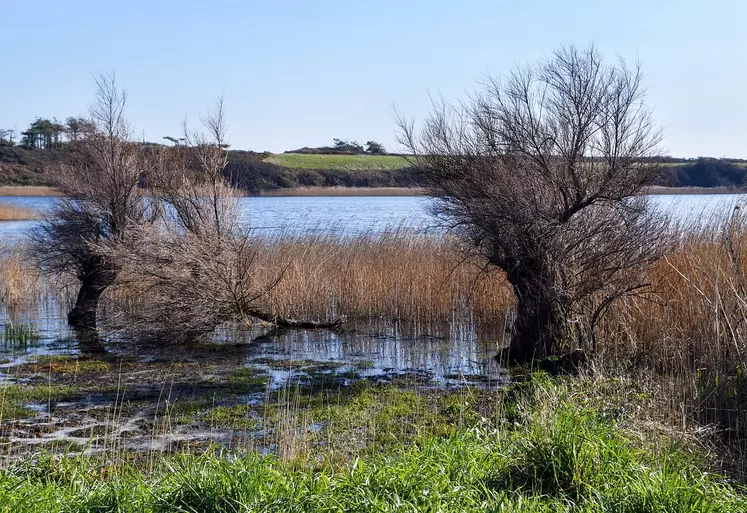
[251,229,513,332]
[0,246,40,308]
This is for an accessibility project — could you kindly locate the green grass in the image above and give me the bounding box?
[1,375,745,512]
[202,404,261,430]
[265,153,411,171]
[0,383,81,419]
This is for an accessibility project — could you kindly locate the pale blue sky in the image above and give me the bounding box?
[2,1,745,157]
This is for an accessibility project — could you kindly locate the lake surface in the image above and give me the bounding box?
[1,193,745,239]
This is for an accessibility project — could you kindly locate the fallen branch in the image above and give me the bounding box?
[247,309,345,329]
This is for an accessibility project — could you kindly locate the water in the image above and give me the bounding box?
[1,194,744,240]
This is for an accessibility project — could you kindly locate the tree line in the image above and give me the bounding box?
[0,117,96,149]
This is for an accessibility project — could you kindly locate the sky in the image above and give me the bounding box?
[1,0,745,158]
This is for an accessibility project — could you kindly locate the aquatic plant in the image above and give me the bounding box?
[2,323,39,348]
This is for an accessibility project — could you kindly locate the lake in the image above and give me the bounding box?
[0,193,745,239]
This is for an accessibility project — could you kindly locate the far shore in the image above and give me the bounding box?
[643,185,746,195]
[1,184,745,198]
[0,186,59,197]
[255,187,427,197]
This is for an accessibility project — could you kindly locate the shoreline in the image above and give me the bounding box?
[254,186,427,197]
[1,184,745,198]
[0,186,59,197]
[643,185,746,195]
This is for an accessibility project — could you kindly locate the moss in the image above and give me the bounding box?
[202,405,261,430]
[25,355,111,374]
[227,367,269,394]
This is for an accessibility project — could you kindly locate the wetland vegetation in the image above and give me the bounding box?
[2,45,747,512]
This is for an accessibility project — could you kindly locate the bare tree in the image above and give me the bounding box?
[107,101,341,343]
[398,45,668,363]
[33,74,152,332]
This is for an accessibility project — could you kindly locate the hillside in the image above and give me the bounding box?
[0,145,59,186]
[1,144,746,193]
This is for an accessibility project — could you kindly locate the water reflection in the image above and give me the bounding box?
[245,323,506,385]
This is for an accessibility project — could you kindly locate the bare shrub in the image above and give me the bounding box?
[106,101,340,343]
[398,45,669,363]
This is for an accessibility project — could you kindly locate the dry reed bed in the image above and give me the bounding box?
[0,186,58,197]
[0,203,37,221]
[253,232,512,328]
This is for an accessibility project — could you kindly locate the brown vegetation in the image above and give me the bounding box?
[0,203,37,221]
[0,186,59,197]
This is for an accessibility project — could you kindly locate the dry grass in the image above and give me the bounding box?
[0,246,40,308]
[0,203,37,221]
[257,187,425,197]
[252,230,512,329]
[0,186,59,197]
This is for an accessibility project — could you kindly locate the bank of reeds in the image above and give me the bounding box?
[252,229,512,329]
[0,203,36,221]
[0,186,58,197]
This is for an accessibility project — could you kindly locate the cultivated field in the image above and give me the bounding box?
[265,153,411,170]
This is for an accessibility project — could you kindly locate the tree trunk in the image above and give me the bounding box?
[67,258,116,331]
[499,265,568,365]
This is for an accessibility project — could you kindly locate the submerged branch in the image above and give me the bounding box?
[247,309,345,330]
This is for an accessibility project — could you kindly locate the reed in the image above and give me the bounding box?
[0,203,36,221]
[252,229,512,330]
[0,186,58,197]
[0,246,40,308]
[2,323,39,348]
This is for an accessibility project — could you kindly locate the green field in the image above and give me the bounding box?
[265,153,411,171]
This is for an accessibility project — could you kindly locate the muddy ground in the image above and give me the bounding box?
[0,332,502,460]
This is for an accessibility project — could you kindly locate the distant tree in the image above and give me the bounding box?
[21,118,65,148]
[349,140,365,153]
[365,141,386,154]
[0,128,15,146]
[331,138,365,153]
[65,116,95,142]
[162,136,186,146]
